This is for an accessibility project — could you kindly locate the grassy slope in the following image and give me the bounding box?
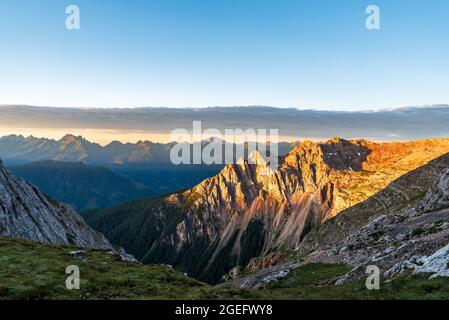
[1,237,448,300]
[0,237,219,300]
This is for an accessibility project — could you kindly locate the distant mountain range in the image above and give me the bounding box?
[83,137,449,283]
[9,161,153,211]
[0,134,297,200]
[0,134,174,165]
[0,134,296,166]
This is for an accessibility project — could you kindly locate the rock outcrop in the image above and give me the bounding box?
[0,159,113,250]
[415,168,449,213]
[413,243,449,279]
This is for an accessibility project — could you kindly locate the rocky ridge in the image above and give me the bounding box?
[0,159,113,250]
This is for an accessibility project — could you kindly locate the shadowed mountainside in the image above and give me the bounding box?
[9,161,153,211]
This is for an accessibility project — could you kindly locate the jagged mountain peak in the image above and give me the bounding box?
[325,136,350,144]
[1,134,24,140]
[60,134,84,143]
[235,150,269,167]
[284,138,370,172]
[248,150,265,164]
[59,133,93,145]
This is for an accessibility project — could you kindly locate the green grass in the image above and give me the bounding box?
[1,237,449,300]
[0,237,220,300]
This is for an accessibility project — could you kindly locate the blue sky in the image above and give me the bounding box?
[0,0,448,110]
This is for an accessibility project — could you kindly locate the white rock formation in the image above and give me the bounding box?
[414,243,449,279]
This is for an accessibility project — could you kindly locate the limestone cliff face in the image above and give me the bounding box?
[0,160,113,250]
[139,138,449,283]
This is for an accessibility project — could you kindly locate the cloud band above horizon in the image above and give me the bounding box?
[1,105,448,145]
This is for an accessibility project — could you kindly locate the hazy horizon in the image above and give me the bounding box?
[1,105,448,145]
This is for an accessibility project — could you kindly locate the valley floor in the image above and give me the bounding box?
[1,237,448,300]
